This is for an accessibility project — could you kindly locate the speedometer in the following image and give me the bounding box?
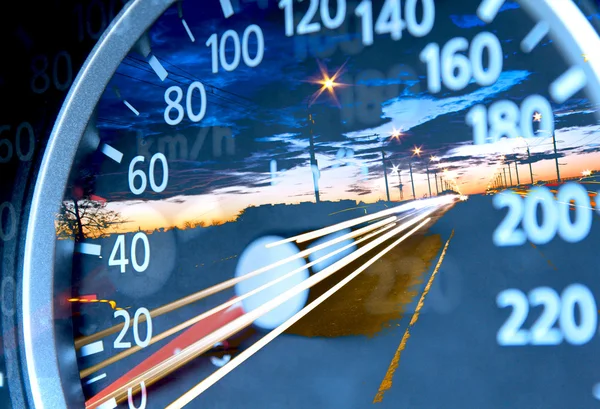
[6,0,600,408]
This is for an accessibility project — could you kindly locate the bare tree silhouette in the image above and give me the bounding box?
[56,198,128,242]
[56,172,128,242]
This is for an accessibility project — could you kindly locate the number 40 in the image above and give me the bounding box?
[108,232,150,273]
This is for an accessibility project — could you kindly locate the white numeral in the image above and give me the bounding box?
[468,95,554,144]
[128,381,147,409]
[207,25,265,73]
[497,284,597,346]
[356,0,434,46]
[108,232,150,273]
[164,81,207,126]
[420,31,502,93]
[493,183,592,246]
[128,153,169,195]
[114,308,153,349]
[497,289,529,346]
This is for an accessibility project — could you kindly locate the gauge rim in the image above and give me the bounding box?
[19,0,600,408]
[20,0,175,407]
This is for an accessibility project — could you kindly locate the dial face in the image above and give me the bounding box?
[15,0,600,408]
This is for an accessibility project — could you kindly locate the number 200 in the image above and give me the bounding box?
[493,183,593,246]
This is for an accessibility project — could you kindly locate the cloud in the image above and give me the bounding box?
[344,70,531,140]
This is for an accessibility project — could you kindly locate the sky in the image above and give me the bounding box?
[74,0,600,233]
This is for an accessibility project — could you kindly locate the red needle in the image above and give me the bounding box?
[85,301,245,409]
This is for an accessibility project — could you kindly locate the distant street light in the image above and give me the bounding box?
[409,146,422,199]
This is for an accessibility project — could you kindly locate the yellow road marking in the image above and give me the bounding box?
[329,206,369,216]
[529,243,557,271]
[373,229,455,403]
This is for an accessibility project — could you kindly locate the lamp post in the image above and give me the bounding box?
[430,155,440,195]
[307,105,320,203]
[390,164,403,201]
[381,148,391,202]
[307,65,344,203]
[410,146,421,200]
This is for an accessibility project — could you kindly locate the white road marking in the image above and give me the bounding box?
[97,398,117,409]
[181,19,195,42]
[123,100,140,116]
[476,0,505,23]
[148,55,168,81]
[521,21,549,53]
[80,340,104,357]
[85,373,107,385]
[165,217,431,409]
[549,66,587,103]
[101,144,124,164]
[76,243,102,256]
[219,0,234,18]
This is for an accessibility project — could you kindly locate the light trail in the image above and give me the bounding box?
[79,222,396,378]
[267,195,456,248]
[75,215,396,350]
[166,217,433,409]
[85,209,435,408]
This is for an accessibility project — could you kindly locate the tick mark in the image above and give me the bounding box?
[123,100,140,116]
[76,243,102,256]
[96,398,117,409]
[101,144,124,164]
[181,19,195,42]
[80,340,104,357]
[148,55,168,81]
[549,66,587,103]
[476,0,505,23]
[85,373,107,385]
[521,21,549,53]
[220,0,234,18]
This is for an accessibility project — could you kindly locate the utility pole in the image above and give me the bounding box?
[398,171,403,201]
[514,160,520,185]
[409,161,416,200]
[434,172,439,195]
[307,110,320,203]
[552,131,561,183]
[507,165,513,186]
[425,163,432,197]
[381,149,390,201]
[526,146,534,184]
[503,167,508,187]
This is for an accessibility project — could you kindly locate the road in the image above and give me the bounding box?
[187,193,600,409]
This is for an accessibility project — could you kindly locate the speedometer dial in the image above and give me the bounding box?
[15,0,600,408]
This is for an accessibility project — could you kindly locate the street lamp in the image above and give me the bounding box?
[307,62,346,203]
[430,155,440,195]
[409,146,421,199]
